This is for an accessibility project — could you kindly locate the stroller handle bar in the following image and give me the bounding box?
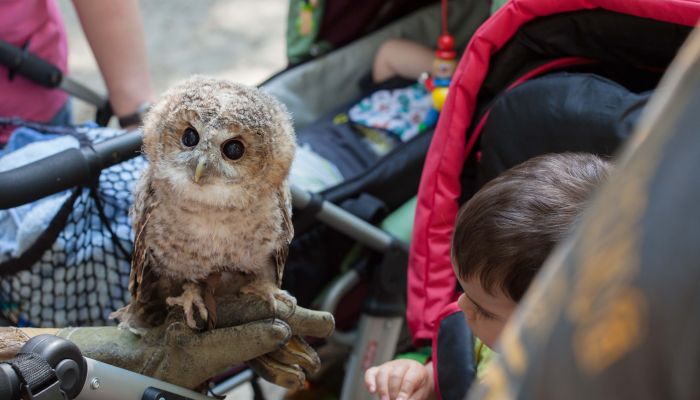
[0,130,142,210]
[0,39,61,88]
[292,186,406,253]
[0,39,104,106]
[0,39,111,124]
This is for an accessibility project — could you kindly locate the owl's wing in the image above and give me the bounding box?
[273,184,294,287]
[127,178,167,326]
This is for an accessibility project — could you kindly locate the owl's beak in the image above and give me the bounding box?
[194,158,207,183]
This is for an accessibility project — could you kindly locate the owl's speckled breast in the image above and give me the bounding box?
[145,196,282,282]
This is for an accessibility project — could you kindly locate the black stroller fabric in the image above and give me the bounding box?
[436,310,477,400]
[479,72,651,184]
[476,10,690,108]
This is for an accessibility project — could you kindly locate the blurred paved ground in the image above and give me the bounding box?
[59,1,289,398]
[59,0,288,124]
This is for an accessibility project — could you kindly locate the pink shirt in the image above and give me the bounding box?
[0,0,68,142]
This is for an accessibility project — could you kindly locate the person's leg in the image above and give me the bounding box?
[372,39,434,83]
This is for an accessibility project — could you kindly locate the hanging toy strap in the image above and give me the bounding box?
[437,0,455,61]
[442,0,449,36]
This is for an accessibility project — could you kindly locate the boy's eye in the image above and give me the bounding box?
[475,306,496,321]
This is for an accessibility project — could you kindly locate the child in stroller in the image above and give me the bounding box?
[365,153,610,400]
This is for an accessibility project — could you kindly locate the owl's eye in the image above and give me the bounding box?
[181,127,199,147]
[221,139,245,161]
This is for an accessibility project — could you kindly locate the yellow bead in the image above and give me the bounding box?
[432,88,449,111]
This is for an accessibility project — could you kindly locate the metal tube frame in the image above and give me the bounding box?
[78,358,210,400]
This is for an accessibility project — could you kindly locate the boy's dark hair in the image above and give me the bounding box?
[451,153,610,301]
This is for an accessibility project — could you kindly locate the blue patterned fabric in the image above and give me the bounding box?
[348,83,433,142]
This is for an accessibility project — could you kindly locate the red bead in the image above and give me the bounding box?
[438,34,455,50]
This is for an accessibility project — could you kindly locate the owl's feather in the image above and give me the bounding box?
[127,178,170,326]
[274,185,294,287]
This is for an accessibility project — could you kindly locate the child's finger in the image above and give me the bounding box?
[387,363,410,399]
[407,384,432,400]
[376,367,391,399]
[396,366,425,400]
[364,366,379,393]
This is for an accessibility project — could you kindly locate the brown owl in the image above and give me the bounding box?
[111,76,296,332]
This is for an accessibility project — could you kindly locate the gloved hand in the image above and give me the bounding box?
[0,290,334,390]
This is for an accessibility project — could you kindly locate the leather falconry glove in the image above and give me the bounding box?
[0,290,334,390]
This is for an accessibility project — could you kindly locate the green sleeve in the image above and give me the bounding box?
[474,338,495,378]
[395,346,433,364]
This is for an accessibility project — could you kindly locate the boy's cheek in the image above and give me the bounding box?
[479,320,506,349]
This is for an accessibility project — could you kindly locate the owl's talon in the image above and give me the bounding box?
[185,309,198,330]
[166,282,207,329]
[274,290,297,319]
[241,284,280,320]
[195,297,208,323]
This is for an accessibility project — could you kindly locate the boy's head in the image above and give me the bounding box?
[452,153,610,347]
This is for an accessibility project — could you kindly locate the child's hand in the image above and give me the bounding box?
[364,359,434,400]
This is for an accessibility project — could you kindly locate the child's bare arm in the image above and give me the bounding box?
[365,359,436,400]
[372,39,434,84]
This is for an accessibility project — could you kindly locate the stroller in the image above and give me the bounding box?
[0,1,491,399]
[403,0,700,399]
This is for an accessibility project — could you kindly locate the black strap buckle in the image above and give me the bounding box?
[1,352,66,400]
[25,379,66,400]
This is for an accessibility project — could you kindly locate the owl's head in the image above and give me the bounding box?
[141,77,295,207]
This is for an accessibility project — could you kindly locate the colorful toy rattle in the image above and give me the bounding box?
[421,0,457,128]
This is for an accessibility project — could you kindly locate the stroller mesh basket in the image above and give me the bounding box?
[0,126,144,327]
